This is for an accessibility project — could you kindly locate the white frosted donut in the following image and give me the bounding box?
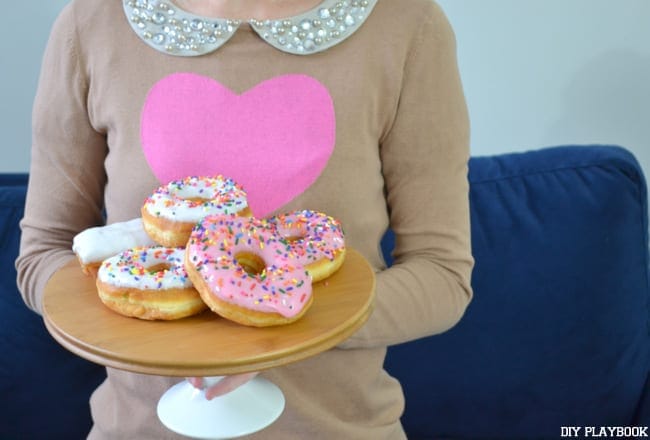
[72,218,156,277]
[141,175,252,247]
[96,246,206,320]
[185,215,313,327]
[268,210,346,282]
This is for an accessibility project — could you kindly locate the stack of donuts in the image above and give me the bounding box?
[72,175,346,327]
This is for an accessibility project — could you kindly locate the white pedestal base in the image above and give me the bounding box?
[157,376,285,439]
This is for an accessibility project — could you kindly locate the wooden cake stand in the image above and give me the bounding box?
[43,248,375,439]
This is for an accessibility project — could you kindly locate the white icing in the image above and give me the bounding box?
[72,218,156,264]
[97,246,192,289]
[143,176,249,223]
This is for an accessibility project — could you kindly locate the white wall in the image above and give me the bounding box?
[1,1,69,172]
[2,0,649,178]
[438,0,650,176]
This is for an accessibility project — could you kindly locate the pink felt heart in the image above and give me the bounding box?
[141,73,335,217]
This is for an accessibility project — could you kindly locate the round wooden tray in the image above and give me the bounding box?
[43,248,375,376]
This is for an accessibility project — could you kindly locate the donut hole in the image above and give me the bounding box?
[284,235,304,243]
[235,252,266,276]
[146,263,171,274]
[184,197,211,204]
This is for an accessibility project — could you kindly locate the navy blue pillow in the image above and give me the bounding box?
[0,177,106,440]
[384,145,650,439]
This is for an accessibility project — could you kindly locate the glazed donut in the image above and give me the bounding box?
[96,246,207,320]
[72,218,156,277]
[268,210,346,282]
[141,175,252,248]
[185,215,313,327]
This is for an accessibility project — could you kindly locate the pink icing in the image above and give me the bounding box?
[186,215,312,318]
[268,210,345,267]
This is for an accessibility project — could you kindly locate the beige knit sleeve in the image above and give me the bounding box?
[340,1,473,348]
[16,3,107,314]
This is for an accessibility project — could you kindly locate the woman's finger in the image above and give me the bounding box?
[204,372,259,400]
[186,377,204,389]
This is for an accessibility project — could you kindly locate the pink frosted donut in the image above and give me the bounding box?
[185,215,313,327]
[268,210,346,282]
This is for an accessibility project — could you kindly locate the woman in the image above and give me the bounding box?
[17,0,473,438]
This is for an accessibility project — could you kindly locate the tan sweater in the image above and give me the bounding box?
[17,0,473,438]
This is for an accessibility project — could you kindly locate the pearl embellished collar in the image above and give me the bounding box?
[123,0,378,56]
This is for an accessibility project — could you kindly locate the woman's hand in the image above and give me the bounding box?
[187,372,259,400]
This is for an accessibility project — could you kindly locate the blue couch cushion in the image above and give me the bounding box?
[384,145,650,439]
[0,175,106,440]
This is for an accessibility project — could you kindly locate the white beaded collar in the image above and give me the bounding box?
[123,0,378,56]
